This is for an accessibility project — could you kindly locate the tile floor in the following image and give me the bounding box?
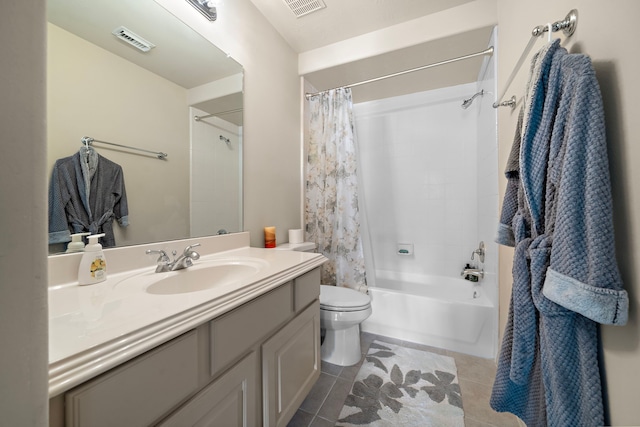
[287,332,521,427]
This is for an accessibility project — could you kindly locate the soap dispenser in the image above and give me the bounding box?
[78,233,107,285]
[66,232,90,253]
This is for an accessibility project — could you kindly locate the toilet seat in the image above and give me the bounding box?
[320,285,371,312]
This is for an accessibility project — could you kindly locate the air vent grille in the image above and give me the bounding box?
[283,0,326,18]
[112,26,156,52]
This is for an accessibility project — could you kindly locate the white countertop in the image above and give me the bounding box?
[48,244,326,397]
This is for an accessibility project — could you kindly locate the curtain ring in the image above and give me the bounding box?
[546,22,552,42]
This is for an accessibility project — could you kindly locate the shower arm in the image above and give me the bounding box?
[462,90,485,108]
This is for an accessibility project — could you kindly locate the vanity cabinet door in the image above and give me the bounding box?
[158,351,257,427]
[262,301,320,427]
[210,282,293,376]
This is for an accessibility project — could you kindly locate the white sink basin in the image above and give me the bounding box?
[147,261,264,295]
[113,257,270,295]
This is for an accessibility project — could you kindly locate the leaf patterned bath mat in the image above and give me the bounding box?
[336,341,464,427]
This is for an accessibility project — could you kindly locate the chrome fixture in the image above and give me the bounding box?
[146,249,171,273]
[146,243,201,272]
[461,267,484,280]
[494,9,578,108]
[531,9,578,37]
[194,108,244,122]
[461,90,484,109]
[186,0,218,21]
[471,241,485,263]
[81,136,167,160]
[494,95,517,109]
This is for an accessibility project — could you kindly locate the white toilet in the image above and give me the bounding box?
[276,242,372,366]
[319,285,372,366]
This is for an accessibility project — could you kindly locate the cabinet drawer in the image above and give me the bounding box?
[211,283,293,375]
[65,331,198,427]
[158,351,257,427]
[294,268,320,312]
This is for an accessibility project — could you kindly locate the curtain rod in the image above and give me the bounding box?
[81,136,168,160]
[194,108,244,121]
[305,46,494,100]
[493,9,578,108]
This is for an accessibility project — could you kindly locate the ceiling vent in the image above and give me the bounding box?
[112,26,156,53]
[283,0,326,18]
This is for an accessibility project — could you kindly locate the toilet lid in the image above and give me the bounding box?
[320,285,371,311]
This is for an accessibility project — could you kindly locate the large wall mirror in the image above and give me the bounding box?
[47,0,243,255]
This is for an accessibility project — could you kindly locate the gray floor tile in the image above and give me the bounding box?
[299,372,337,414]
[359,331,377,353]
[370,334,405,348]
[321,360,343,376]
[286,409,315,427]
[338,357,364,383]
[317,377,353,422]
[309,416,335,427]
[400,339,449,356]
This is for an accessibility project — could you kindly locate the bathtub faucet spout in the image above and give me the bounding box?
[461,268,484,280]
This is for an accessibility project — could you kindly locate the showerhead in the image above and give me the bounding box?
[461,90,485,109]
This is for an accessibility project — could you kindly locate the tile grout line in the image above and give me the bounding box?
[307,369,345,424]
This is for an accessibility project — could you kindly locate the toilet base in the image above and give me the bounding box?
[320,324,362,366]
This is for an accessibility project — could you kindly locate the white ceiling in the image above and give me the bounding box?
[248,0,476,53]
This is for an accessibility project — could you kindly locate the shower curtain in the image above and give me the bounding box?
[306,88,366,291]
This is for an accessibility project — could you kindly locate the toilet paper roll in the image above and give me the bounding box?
[289,229,304,244]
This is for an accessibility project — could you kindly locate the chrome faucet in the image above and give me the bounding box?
[471,241,485,263]
[461,267,484,280]
[146,243,201,272]
[146,249,171,273]
[171,243,201,271]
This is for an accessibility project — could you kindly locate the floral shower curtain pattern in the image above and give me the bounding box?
[306,88,366,290]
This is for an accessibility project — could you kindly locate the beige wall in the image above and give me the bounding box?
[0,1,49,425]
[496,0,640,424]
[47,23,190,249]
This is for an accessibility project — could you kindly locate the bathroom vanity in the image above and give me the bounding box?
[48,233,326,427]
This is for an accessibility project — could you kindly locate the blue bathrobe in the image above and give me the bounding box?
[491,40,628,427]
[49,147,128,247]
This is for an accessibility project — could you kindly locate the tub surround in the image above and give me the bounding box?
[48,232,326,398]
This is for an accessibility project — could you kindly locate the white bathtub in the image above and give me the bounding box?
[360,272,496,359]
